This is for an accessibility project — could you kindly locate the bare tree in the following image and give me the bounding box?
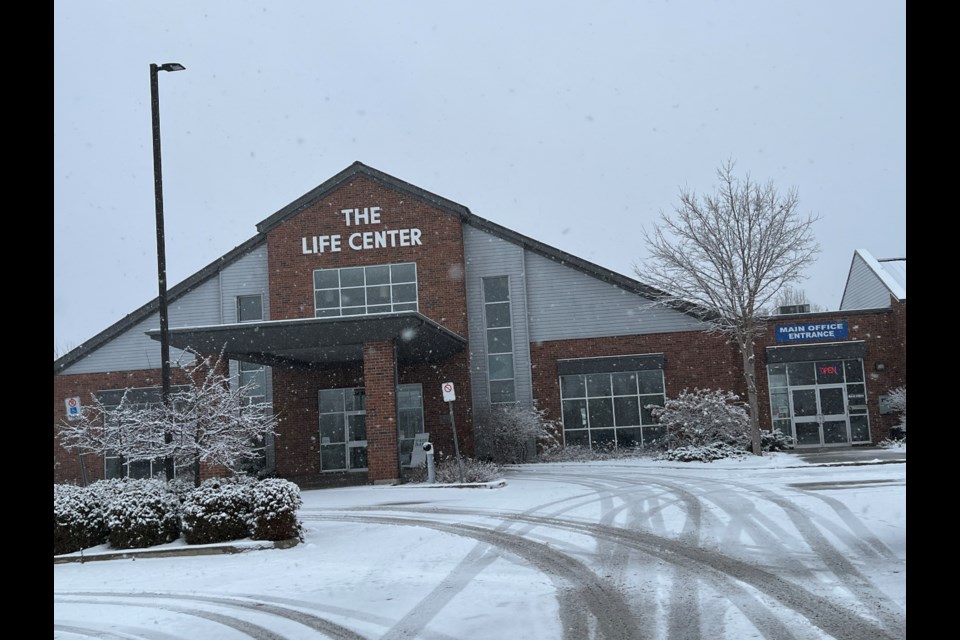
[765,284,826,315]
[636,160,820,455]
[57,350,277,486]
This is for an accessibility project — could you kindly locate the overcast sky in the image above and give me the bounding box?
[54,1,905,353]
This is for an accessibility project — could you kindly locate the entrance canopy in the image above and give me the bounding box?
[146,311,466,369]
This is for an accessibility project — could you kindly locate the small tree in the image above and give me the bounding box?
[57,350,277,487]
[765,285,826,315]
[474,404,558,464]
[637,160,820,455]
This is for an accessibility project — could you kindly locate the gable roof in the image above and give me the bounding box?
[840,248,907,307]
[55,161,705,375]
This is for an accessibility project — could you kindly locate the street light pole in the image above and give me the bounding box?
[150,62,185,481]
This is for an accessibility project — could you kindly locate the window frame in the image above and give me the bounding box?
[313,262,418,318]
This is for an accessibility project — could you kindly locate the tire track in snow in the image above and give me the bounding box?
[311,513,644,640]
[56,592,366,640]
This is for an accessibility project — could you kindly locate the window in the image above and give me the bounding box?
[314,263,418,318]
[397,384,424,467]
[483,276,515,403]
[559,370,665,449]
[237,294,263,323]
[98,387,188,480]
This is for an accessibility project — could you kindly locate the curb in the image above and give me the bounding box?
[54,537,300,564]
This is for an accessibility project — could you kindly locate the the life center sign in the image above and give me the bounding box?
[301,207,422,254]
[775,321,849,343]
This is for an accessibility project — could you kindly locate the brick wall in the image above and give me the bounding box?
[530,331,743,428]
[266,176,468,336]
[754,303,907,442]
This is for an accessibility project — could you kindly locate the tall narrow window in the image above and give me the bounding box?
[483,276,515,403]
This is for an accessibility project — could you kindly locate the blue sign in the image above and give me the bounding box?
[775,321,849,343]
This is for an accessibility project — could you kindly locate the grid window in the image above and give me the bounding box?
[559,370,665,449]
[313,263,418,318]
[483,276,515,404]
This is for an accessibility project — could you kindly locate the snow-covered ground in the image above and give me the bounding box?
[54,451,906,639]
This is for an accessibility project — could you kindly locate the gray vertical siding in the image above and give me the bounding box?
[463,225,533,409]
[840,253,892,310]
[524,250,708,342]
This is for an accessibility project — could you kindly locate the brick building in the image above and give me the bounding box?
[53,163,906,486]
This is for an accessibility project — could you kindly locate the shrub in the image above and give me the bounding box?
[106,479,181,549]
[181,478,254,545]
[886,386,906,431]
[649,388,751,450]
[656,443,747,463]
[251,479,303,542]
[759,429,794,452]
[474,404,559,464]
[54,484,106,555]
[429,456,502,483]
[535,444,650,463]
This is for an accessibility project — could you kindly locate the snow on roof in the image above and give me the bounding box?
[855,248,906,301]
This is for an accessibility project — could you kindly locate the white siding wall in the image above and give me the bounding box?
[463,225,533,409]
[524,250,708,342]
[840,254,893,310]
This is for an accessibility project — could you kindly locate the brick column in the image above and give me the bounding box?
[363,340,399,483]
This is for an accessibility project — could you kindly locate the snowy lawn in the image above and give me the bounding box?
[55,451,906,640]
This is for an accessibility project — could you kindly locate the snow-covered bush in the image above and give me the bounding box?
[656,443,747,463]
[86,478,132,514]
[886,386,906,431]
[474,404,558,464]
[54,484,106,555]
[433,456,502,483]
[105,479,181,549]
[649,388,751,450]
[536,444,649,463]
[251,478,303,541]
[759,429,794,452]
[181,477,254,545]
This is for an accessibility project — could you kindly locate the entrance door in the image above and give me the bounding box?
[790,384,850,447]
[319,388,367,471]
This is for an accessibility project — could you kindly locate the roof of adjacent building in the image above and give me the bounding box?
[839,248,906,311]
[55,161,703,375]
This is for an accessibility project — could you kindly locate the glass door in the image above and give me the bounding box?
[319,388,367,471]
[789,384,849,447]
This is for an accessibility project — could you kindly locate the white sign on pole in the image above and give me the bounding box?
[64,397,82,421]
[442,382,456,402]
